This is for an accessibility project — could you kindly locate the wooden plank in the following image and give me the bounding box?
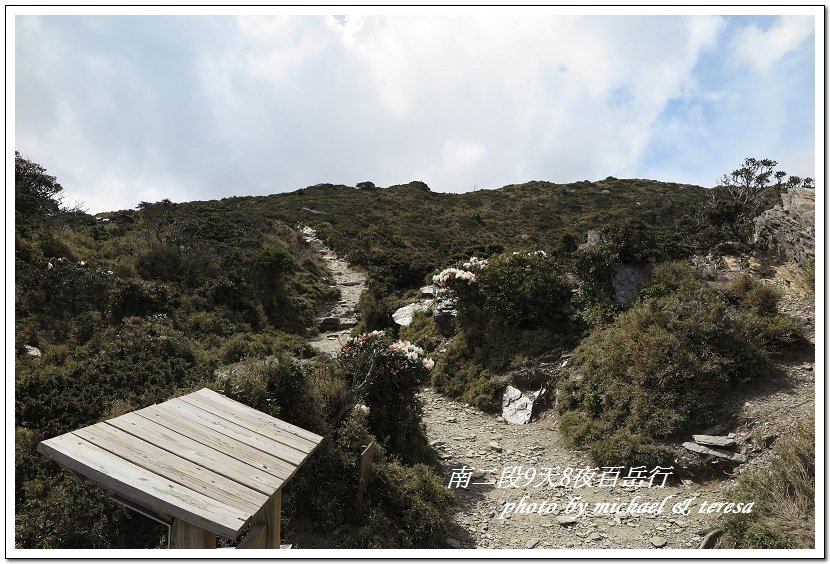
[156,400,307,467]
[265,489,281,549]
[354,442,375,520]
[136,406,296,479]
[236,523,267,549]
[170,518,216,549]
[37,435,248,538]
[179,393,317,454]
[196,388,323,444]
[238,489,280,549]
[107,413,286,495]
[74,423,266,514]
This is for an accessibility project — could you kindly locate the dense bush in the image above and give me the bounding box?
[558,262,803,466]
[434,251,577,368]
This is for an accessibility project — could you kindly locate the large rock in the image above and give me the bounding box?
[433,295,457,337]
[392,302,431,326]
[612,263,650,306]
[502,385,533,425]
[753,188,815,266]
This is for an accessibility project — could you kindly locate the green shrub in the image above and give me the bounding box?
[559,262,784,466]
[431,333,502,413]
[725,274,781,315]
[433,251,578,371]
[398,310,442,352]
[353,286,402,334]
[221,334,271,364]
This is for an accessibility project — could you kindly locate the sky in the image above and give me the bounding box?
[12,9,819,214]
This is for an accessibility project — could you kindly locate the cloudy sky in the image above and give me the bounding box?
[13,9,818,213]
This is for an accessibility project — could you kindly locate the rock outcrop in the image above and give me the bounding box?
[753,188,815,266]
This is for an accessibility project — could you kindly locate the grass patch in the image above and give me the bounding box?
[719,416,814,548]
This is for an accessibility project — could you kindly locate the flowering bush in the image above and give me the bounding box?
[436,252,572,332]
[340,330,434,462]
[431,251,577,395]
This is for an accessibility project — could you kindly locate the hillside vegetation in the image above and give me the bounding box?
[15,152,813,550]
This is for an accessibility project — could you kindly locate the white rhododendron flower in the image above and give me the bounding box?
[422,357,435,370]
[461,256,489,270]
[433,267,477,288]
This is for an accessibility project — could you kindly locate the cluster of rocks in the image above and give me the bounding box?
[391,284,458,337]
[681,434,747,464]
[419,388,722,550]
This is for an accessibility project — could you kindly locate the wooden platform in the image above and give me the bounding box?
[38,388,324,540]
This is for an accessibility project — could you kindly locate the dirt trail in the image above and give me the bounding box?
[418,388,728,550]
[301,226,366,357]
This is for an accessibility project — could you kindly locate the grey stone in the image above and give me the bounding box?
[526,538,540,549]
[589,532,603,541]
[502,385,535,425]
[651,537,667,548]
[24,345,42,357]
[692,434,737,448]
[682,441,747,463]
[318,317,340,331]
[339,318,358,329]
[301,207,324,215]
[392,302,431,326]
[488,441,502,452]
[611,263,651,306]
[557,515,578,526]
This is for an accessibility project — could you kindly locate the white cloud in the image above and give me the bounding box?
[13,14,814,212]
[731,15,814,74]
[442,141,485,169]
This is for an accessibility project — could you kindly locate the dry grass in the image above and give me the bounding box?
[719,416,815,548]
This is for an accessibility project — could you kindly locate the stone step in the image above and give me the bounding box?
[682,442,747,463]
[692,434,736,448]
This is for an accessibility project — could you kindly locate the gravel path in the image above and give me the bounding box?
[301,226,366,357]
[418,388,728,550]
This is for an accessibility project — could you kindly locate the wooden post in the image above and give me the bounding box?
[170,519,216,549]
[237,489,281,549]
[354,442,376,520]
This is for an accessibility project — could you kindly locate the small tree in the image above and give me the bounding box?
[15,152,63,233]
[709,157,814,243]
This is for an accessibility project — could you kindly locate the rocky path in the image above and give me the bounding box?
[418,388,730,550]
[301,226,367,357]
